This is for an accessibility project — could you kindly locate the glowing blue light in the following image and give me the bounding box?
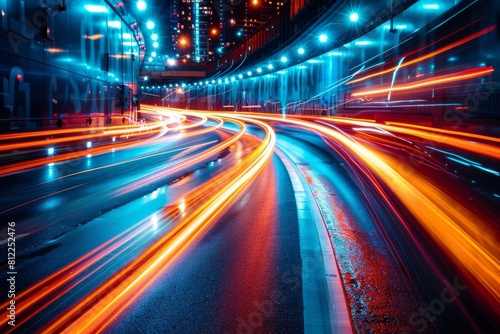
[349,13,359,22]
[84,5,107,13]
[268,64,273,69]
[153,42,159,48]
[355,40,372,46]
[47,147,55,155]
[423,4,439,9]
[238,74,243,79]
[247,71,252,76]
[137,0,147,11]
[257,68,262,73]
[151,33,158,41]
[86,141,92,148]
[108,21,121,29]
[319,34,327,43]
[146,21,155,30]
[148,57,153,62]
[281,56,287,63]
[298,47,305,55]
[152,51,157,57]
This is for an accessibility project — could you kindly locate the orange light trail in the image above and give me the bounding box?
[112,116,244,197]
[351,66,494,97]
[38,111,275,333]
[347,25,496,85]
[241,113,499,312]
[320,117,500,160]
[0,116,188,176]
[0,121,166,152]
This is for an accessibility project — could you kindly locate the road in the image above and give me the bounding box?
[1,107,498,333]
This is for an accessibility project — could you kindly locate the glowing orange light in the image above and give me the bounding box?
[46,48,66,53]
[351,66,494,97]
[83,34,104,40]
[40,110,276,334]
[347,26,496,85]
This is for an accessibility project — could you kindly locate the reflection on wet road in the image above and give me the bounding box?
[0,106,498,333]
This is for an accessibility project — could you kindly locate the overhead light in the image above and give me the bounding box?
[281,56,287,63]
[151,33,158,41]
[84,5,107,13]
[146,21,155,29]
[298,47,305,55]
[349,12,359,22]
[319,34,328,43]
[153,42,159,48]
[422,4,439,9]
[355,40,372,46]
[137,0,147,11]
[108,21,121,29]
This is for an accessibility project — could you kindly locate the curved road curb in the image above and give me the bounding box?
[275,147,353,334]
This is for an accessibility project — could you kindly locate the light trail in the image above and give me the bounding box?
[0,114,184,176]
[239,113,499,314]
[320,117,500,160]
[347,25,496,85]
[351,66,494,97]
[0,120,168,152]
[3,106,497,332]
[112,116,245,197]
[40,113,275,333]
